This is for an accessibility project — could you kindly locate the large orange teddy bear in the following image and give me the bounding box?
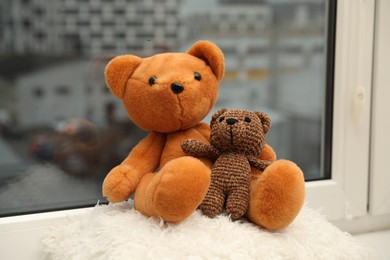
[102,41,305,230]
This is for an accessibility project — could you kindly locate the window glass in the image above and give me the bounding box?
[0,0,331,216]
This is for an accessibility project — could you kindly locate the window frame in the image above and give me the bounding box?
[368,0,390,217]
[1,0,390,258]
[305,0,375,220]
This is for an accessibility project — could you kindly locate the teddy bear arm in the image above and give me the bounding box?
[193,122,211,142]
[259,144,276,162]
[102,132,166,202]
[248,156,273,171]
[181,139,219,161]
[121,132,166,174]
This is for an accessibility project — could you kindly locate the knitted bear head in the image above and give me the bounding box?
[209,108,271,156]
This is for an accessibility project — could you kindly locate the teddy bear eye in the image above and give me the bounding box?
[149,76,157,86]
[194,72,202,81]
[244,117,251,123]
[219,116,225,122]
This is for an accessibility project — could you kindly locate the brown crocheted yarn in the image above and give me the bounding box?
[182,108,272,220]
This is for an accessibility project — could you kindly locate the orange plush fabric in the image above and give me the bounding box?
[102,41,305,229]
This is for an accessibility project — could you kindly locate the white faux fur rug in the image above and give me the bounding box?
[42,201,375,260]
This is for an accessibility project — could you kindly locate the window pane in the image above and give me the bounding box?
[0,0,332,216]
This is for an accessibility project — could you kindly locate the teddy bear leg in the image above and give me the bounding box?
[247,159,305,230]
[226,189,250,220]
[133,173,156,217]
[200,186,225,218]
[134,156,210,222]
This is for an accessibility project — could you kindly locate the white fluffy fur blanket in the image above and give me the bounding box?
[42,201,374,259]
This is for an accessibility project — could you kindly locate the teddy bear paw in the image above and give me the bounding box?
[226,206,246,221]
[102,165,140,203]
[247,159,305,230]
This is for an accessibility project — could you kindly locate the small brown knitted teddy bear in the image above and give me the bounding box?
[181,108,272,220]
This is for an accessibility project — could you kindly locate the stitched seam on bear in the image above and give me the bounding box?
[129,77,148,84]
[176,95,185,128]
[121,73,133,97]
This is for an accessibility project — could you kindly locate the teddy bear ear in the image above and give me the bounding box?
[105,55,142,99]
[210,108,228,127]
[187,41,225,81]
[256,111,271,134]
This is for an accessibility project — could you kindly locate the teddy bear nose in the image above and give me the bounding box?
[226,118,238,125]
[171,82,184,94]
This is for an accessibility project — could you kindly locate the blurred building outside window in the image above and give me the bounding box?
[0,0,330,216]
